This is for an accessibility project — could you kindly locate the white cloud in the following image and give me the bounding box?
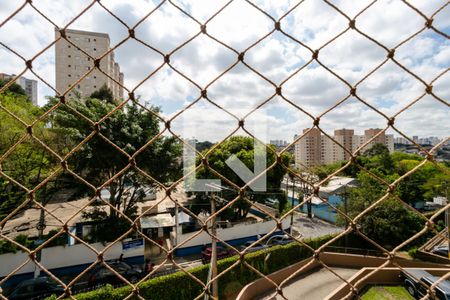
[0,0,448,142]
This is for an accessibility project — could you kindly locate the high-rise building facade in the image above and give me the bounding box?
[295,128,322,168]
[55,28,124,99]
[334,129,354,160]
[0,73,38,105]
[294,128,394,168]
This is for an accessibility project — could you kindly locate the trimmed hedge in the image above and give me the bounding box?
[61,234,334,300]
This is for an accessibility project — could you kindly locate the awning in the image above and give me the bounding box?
[140,213,175,229]
[177,211,192,224]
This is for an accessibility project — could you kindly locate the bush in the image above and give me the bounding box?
[63,235,334,300]
[408,247,418,258]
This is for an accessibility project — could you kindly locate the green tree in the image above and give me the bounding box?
[196,140,214,152]
[47,97,182,241]
[90,84,115,104]
[363,143,394,174]
[339,171,423,249]
[190,137,291,220]
[422,171,449,201]
[0,92,57,220]
[358,199,424,249]
[0,78,27,97]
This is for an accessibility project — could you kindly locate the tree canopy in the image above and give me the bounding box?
[46,95,182,241]
[0,78,27,97]
[0,92,57,220]
[89,83,115,104]
[318,144,450,249]
[190,136,291,220]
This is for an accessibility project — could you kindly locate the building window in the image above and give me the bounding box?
[68,45,71,48]
[68,64,71,67]
[93,38,96,42]
[94,85,97,88]
[77,84,81,89]
[87,38,90,42]
[87,67,90,70]
[68,55,71,58]
[87,57,91,61]
[68,74,71,77]
[93,48,97,51]
[94,76,96,79]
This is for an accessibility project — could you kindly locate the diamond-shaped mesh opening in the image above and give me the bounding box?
[1,1,449,300]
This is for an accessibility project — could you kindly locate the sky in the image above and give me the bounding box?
[0,0,449,143]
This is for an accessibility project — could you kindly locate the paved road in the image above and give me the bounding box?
[258,267,358,300]
[292,213,343,239]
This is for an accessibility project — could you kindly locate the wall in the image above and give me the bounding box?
[173,218,291,256]
[289,196,340,224]
[0,240,144,287]
[236,252,450,300]
[326,267,450,300]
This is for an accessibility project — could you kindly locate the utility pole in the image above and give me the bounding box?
[34,207,46,278]
[210,193,218,299]
[174,201,179,247]
[204,184,221,300]
[445,181,449,260]
[290,177,295,234]
[342,184,349,248]
[306,183,312,218]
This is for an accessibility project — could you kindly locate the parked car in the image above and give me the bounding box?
[240,241,268,252]
[267,235,294,246]
[88,260,144,287]
[201,246,233,264]
[265,198,279,207]
[401,269,450,299]
[2,277,64,300]
[431,245,449,258]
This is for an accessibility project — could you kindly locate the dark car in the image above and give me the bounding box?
[88,260,144,287]
[401,269,450,299]
[431,245,449,258]
[201,246,233,264]
[2,277,64,300]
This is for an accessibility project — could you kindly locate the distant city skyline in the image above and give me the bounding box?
[293,128,394,168]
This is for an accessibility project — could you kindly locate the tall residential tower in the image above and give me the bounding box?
[55,28,124,99]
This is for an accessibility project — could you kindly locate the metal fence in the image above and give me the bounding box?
[0,0,449,299]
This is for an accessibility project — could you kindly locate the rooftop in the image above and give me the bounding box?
[54,27,110,39]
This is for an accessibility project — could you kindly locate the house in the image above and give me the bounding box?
[288,176,357,224]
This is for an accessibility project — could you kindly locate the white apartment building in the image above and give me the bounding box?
[55,28,124,100]
[294,128,395,168]
[0,73,38,105]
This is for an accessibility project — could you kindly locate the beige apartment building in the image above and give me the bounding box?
[294,128,394,168]
[295,128,322,168]
[55,28,124,99]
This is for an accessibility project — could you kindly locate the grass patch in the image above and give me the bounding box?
[361,286,414,300]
